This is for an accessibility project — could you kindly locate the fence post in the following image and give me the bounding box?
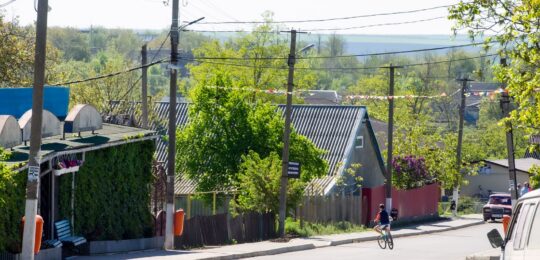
[213,192,217,215]
[187,195,191,219]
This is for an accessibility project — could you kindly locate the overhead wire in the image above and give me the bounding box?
[194,3,459,24]
[0,0,16,8]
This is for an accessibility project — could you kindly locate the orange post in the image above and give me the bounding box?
[174,209,185,236]
[502,215,511,235]
[21,215,44,255]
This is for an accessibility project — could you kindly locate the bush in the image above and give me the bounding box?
[392,155,432,190]
[58,140,155,241]
[0,149,26,252]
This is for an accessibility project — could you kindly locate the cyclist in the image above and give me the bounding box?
[374,203,391,237]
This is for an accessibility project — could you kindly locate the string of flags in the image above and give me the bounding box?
[204,85,508,101]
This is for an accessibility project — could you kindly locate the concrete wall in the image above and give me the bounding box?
[462,163,530,197]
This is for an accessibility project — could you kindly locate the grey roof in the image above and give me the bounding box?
[485,158,540,173]
[302,90,341,105]
[110,102,377,195]
[469,82,502,92]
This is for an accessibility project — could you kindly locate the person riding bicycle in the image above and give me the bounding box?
[374,203,391,236]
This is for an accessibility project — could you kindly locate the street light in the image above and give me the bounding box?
[180,17,205,31]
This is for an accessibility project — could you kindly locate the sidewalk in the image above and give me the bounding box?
[74,214,484,260]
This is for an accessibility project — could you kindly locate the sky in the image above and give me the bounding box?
[1,0,464,35]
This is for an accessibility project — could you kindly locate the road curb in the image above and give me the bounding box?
[329,219,485,246]
[197,244,316,260]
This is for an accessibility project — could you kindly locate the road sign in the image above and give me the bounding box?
[530,135,540,144]
[287,161,301,178]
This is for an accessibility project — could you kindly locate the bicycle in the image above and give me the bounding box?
[377,226,393,250]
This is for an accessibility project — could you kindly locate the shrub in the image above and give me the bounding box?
[0,149,26,252]
[58,140,155,241]
[392,155,432,190]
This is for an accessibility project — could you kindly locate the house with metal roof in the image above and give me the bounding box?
[462,158,540,197]
[136,102,386,196]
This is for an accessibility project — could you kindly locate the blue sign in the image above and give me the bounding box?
[0,86,70,120]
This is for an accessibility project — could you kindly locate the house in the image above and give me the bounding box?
[301,90,342,105]
[462,158,540,197]
[145,103,386,197]
[464,82,502,124]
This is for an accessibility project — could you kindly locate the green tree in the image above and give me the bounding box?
[176,72,327,197]
[0,15,61,88]
[449,0,540,150]
[0,149,26,252]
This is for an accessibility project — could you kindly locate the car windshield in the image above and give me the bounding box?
[489,196,511,205]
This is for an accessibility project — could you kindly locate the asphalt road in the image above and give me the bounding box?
[249,222,502,260]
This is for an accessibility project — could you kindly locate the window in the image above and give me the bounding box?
[527,203,540,249]
[512,203,532,250]
[355,136,364,149]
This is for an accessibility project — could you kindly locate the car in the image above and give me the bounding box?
[483,193,512,221]
[487,188,540,259]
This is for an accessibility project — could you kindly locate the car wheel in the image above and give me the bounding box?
[491,218,496,222]
[484,217,489,222]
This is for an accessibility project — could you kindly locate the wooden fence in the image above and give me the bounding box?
[174,212,276,249]
[297,194,363,225]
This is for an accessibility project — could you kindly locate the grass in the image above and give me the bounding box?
[285,217,367,237]
[438,196,484,217]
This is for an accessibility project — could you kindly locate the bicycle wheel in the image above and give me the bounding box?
[377,235,386,249]
[387,233,394,250]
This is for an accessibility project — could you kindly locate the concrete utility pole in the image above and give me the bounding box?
[384,64,401,213]
[499,58,519,204]
[22,0,48,259]
[278,29,297,237]
[141,44,148,129]
[165,0,179,250]
[453,76,473,216]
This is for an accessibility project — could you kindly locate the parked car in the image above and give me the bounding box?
[483,193,512,221]
[487,189,540,259]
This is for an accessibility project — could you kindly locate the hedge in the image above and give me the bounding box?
[59,140,155,241]
[0,150,26,252]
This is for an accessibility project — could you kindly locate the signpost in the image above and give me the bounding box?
[287,162,301,178]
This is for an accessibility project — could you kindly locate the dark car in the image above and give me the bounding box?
[483,193,512,221]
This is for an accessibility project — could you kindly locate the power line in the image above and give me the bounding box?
[301,16,446,32]
[188,53,498,71]
[0,0,16,8]
[194,3,457,24]
[51,59,167,86]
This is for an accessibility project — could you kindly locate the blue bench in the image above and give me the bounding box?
[43,239,62,248]
[54,219,87,248]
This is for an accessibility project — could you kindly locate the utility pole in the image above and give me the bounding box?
[499,58,519,204]
[165,0,179,250]
[22,0,48,259]
[278,29,297,237]
[453,76,473,216]
[141,44,148,129]
[384,64,401,213]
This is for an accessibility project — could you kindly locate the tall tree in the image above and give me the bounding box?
[449,0,540,145]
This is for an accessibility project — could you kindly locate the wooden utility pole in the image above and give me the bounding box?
[165,0,179,250]
[22,0,48,259]
[499,58,519,203]
[384,64,401,213]
[453,76,473,216]
[278,29,297,237]
[141,44,148,129]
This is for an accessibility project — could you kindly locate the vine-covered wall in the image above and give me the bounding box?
[0,157,26,252]
[59,140,155,241]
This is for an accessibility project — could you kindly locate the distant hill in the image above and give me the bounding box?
[197,32,483,55]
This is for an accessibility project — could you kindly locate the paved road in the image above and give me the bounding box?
[249,222,502,260]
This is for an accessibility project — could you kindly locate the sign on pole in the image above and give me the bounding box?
[287,162,301,178]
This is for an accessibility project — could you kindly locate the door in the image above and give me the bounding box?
[505,200,538,260]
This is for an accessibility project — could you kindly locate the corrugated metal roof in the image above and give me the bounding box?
[485,158,540,173]
[111,102,368,195]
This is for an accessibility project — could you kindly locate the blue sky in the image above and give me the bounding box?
[1,0,464,34]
